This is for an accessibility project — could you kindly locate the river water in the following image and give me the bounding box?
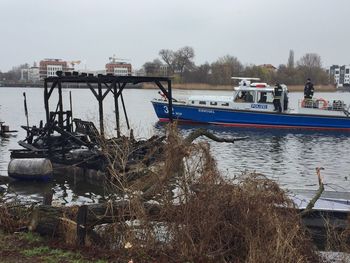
[1,87,350,204]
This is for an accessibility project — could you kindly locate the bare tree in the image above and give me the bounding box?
[287,50,295,69]
[159,49,176,74]
[297,53,322,68]
[143,59,163,76]
[297,53,328,84]
[174,46,195,76]
[211,55,243,85]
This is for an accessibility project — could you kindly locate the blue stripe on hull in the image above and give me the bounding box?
[152,102,350,130]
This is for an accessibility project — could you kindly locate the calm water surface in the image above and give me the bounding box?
[1,87,350,204]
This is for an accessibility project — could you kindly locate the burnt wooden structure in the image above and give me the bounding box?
[44,72,173,137]
[9,73,172,175]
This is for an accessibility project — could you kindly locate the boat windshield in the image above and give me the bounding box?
[257,91,274,104]
[234,91,255,103]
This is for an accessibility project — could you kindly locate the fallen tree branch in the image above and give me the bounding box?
[300,167,325,217]
[184,128,248,145]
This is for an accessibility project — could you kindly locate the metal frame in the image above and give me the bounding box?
[44,72,173,137]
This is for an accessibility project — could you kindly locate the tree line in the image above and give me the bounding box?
[1,49,331,86]
[0,63,29,82]
[143,48,330,85]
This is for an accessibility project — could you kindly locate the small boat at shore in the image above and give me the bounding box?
[151,78,350,131]
[0,105,17,137]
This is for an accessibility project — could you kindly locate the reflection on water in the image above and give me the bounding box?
[1,87,350,204]
[160,123,350,191]
[5,172,108,205]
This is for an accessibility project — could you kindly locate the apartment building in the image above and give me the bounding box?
[39,59,69,79]
[329,65,350,87]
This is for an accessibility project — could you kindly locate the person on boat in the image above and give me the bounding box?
[283,90,289,111]
[258,92,267,103]
[158,91,167,100]
[158,91,178,102]
[273,83,283,112]
[244,92,254,102]
[235,91,246,102]
[304,78,314,99]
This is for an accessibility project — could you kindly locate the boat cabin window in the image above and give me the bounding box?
[234,91,255,103]
[210,102,218,106]
[257,91,274,104]
[221,102,229,106]
[199,101,206,105]
[191,101,195,104]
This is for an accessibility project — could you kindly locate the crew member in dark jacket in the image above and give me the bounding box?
[273,83,283,112]
[304,78,314,99]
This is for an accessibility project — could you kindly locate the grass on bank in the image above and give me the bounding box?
[0,230,108,263]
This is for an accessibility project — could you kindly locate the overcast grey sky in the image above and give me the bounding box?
[1,0,349,71]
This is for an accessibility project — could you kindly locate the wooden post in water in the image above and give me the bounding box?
[57,80,64,129]
[76,205,88,246]
[44,80,50,124]
[97,81,104,137]
[114,81,120,138]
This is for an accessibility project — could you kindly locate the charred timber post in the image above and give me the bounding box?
[44,80,50,124]
[76,205,88,246]
[97,81,104,137]
[57,80,64,129]
[113,81,120,138]
[119,83,130,130]
[69,91,73,132]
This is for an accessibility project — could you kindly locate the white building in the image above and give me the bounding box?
[21,67,40,82]
[329,65,350,87]
[46,65,63,77]
[113,67,129,76]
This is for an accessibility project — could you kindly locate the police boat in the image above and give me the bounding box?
[151,77,350,131]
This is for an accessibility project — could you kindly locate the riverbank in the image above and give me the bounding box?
[143,82,338,92]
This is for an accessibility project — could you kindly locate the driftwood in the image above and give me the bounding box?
[299,167,325,217]
[184,128,248,145]
[138,128,248,201]
[26,201,161,239]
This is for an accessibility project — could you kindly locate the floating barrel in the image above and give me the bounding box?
[8,158,53,181]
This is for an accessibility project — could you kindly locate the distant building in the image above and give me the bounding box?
[39,59,69,79]
[329,65,350,87]
[159,65,169,76]
[105,62,132,76]
[21,66,40,82]
[133,68,145,76]
[105,55,132,76]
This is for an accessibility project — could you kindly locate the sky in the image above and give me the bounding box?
[1,0,349,72]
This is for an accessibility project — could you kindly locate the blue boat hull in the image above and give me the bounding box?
[152,101,350,131]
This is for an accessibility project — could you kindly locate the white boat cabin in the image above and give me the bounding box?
[187,82,289,112]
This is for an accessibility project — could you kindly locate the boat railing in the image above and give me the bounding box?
[153,98,186,104]
[299,98,347,112]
